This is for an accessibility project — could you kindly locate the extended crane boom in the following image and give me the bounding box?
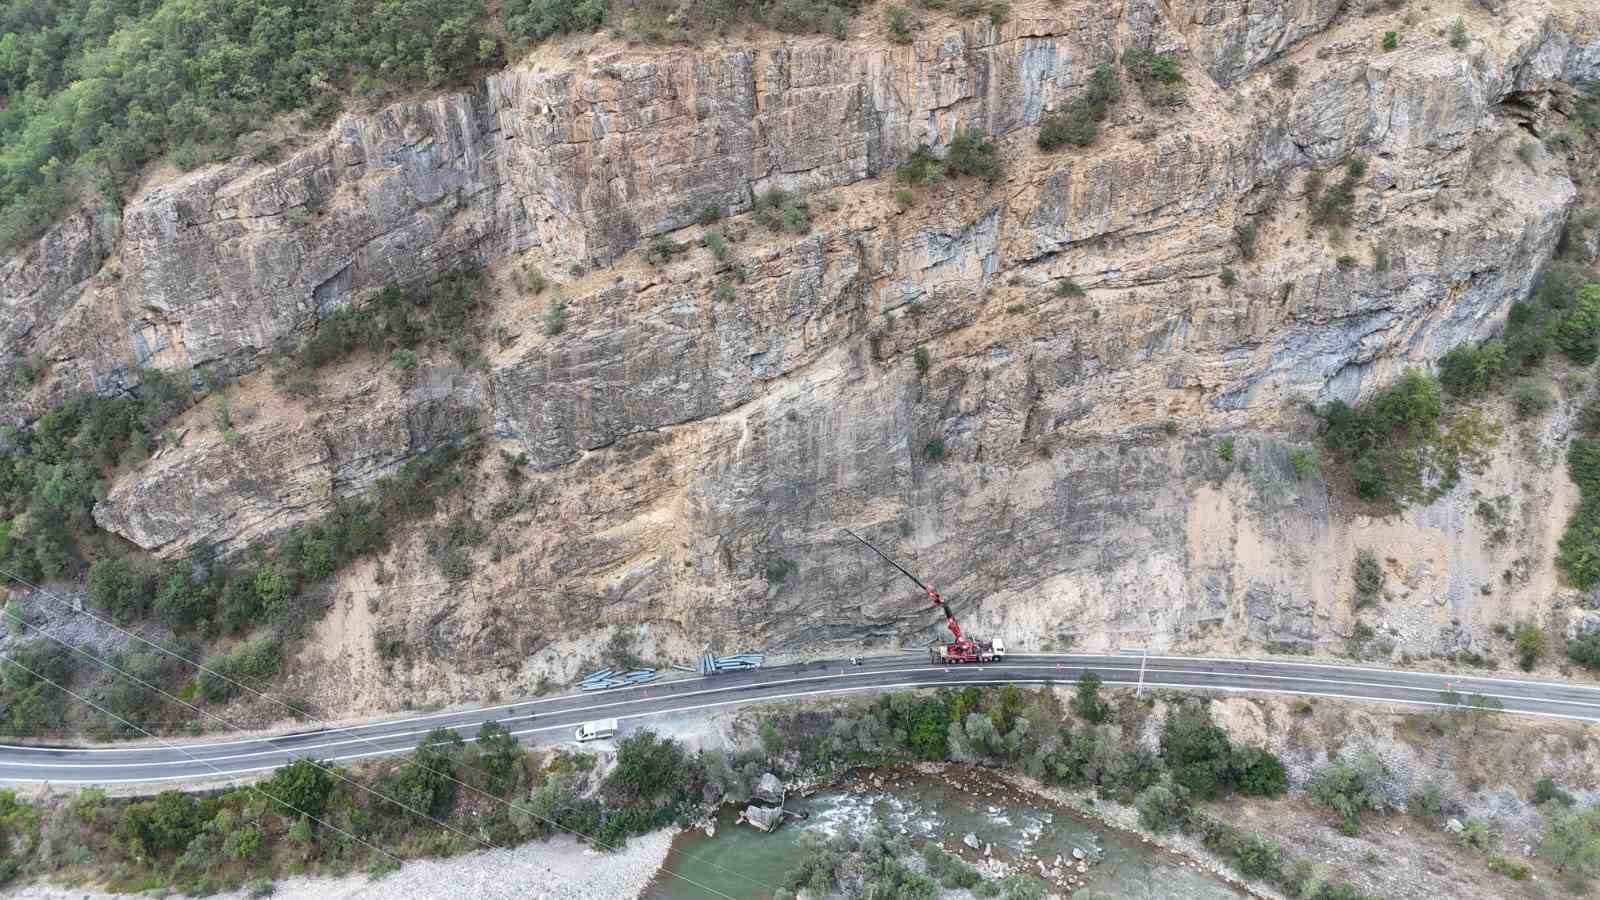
[842,528,1003,663]
[842,528,962,641]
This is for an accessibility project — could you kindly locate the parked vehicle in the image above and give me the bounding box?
[574,718,619,742]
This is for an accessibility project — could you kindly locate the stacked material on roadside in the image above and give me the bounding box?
[700,653,764,674]
[578,667,658,691]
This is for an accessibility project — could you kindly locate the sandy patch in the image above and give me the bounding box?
[7,830,676,900]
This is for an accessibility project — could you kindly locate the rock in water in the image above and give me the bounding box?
[743,805,784,833]
[963,833,981,850]
[755,772,785,804]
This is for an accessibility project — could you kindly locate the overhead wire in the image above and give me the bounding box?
[0,650,408,870]
[6,615,567,886]
[1,567,771,897]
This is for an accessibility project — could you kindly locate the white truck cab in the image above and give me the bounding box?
[990,638,1006,660]
[574,718,619,742]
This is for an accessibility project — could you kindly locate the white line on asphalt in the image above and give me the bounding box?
[1041,652,1600,694]
[6,664,1599,773]
[9,675,1599,784]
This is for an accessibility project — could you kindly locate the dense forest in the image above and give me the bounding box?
[0,0,861,250]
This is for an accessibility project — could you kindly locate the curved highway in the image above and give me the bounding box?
[3,653,1599,785]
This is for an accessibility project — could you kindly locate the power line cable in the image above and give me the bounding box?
[10,619,529,861]
[2,568,770,897]
[6,608,746,900]
[0,651,407,870]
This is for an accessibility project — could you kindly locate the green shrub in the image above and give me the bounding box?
[1055,279,1085,298]
[295,272,485,371]
[1290,447,1319,478]
[1122,48,1186,108]
[923,843,983,889]
[1449,17,1468,50]
[1512,620,1546,671]
[1512,379,1554,419]
[1534,776,1577,808]
[1072,671,1110,724]
[1309,753,1387,834]
[1559,440,1600,587]
[944,130,1002,182]
[1135,779,1188,832]
[1436,341,1506,396]
[1231,746,1288,796]
[116,791,205,858]
[897,149,945,187]
[1538,805,1600,875]
[88,558,156,623]
[1038,65,1121,151]
[886,5,915,42]
[1319,368,1495,505]
[752,188,811,233]
[197,639,282,703]
[1235,223,1259,260]
[388,727,463,820]
[898,131,1000,186]
[1161,702,1233,800]
[604,731,697,808]
[1311,159,1364,231]
[1217,437,1235,462]
[1487,854,1531,880]
[1352,549,1384,608]
[925,437,947,461]
[1407,783,1448,820]
[543,301,568,337]
[914,346,931,375]
[1219,267,1238,287]
[1274,65,1299,90]
[1569,632,1600,670]
[765,558,797,583]
[703,227,728,261]
[645,234,689,265]
[1382,31,1398,51]
[263,759,335,821]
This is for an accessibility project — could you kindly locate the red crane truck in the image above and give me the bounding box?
[843,529,1006,664]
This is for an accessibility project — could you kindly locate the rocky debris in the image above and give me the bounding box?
[0,589,126,661]
[963,832,980,850]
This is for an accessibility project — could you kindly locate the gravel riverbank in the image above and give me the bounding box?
[7,829,676,900]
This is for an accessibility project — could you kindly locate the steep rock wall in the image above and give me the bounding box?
[3,1,1599,712]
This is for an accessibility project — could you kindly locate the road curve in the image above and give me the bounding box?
[2,653,1598,786]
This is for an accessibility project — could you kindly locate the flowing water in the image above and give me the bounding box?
[642,768,1244,899]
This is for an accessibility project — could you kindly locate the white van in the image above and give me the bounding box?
[574,718,619,742]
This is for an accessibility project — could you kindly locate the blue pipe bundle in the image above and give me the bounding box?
[699,653,764,674]
[579,667,657,691]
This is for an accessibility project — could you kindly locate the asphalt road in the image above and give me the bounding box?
[3,653,1598,785]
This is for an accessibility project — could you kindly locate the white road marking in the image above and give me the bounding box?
[10,675,1598,784]
[5,664,1598,776]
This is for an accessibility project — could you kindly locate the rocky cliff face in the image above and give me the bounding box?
[4,1,1599,712]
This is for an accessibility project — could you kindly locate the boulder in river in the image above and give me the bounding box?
[742,805,785,833]
[963,833,980,850]
[755,773,786,804]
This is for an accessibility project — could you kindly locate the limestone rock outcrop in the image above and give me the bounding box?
[3,0,1599,712]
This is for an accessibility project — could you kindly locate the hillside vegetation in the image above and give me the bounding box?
[0,0,867,249]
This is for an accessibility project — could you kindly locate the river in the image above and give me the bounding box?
[641,767,1244,899]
